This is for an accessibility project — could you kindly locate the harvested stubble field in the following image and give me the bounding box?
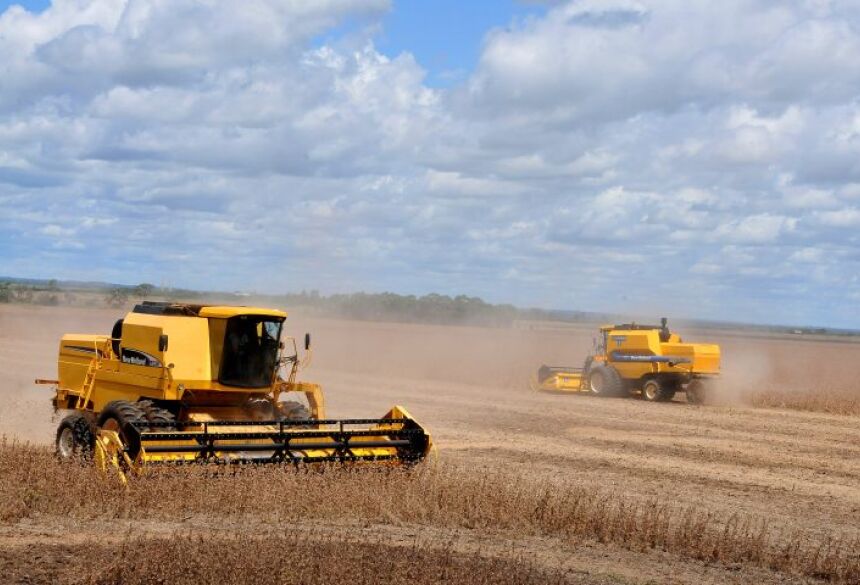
[1,304,859,584]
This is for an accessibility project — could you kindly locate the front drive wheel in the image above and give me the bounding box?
[642,379,675,402]
[55,413,95,460]
[97,400,148,459]
[588,366,625,397]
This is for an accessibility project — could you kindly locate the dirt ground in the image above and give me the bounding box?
[1,304,859,584]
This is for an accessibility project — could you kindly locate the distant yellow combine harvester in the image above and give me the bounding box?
[532,318,720,403]
[37,302,431,481]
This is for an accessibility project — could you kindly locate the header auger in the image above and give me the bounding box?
[38,301,432,481]
[532,318,720,404]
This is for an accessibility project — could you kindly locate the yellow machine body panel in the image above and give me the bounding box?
[532,370,584,392]
[604,327,721,378]
[662,341,720,375]
[58,334,110,397]
[124,312,211,381]
[551,372,583,392]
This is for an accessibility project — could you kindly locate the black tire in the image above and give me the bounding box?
[97,400,148,458]
[137,400,177,429]
[55,413,94,460]
[278,400,312,421]
[686,380,706,405]
[588,365,624,397]
[642,379,676,402]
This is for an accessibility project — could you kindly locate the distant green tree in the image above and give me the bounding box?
[107,287,129,308]
[134,283,156,298]
[46,279,60,292]
[273,289,593,327]
[0,283,10,303]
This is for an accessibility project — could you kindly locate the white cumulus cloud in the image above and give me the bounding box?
[1,0,860,326]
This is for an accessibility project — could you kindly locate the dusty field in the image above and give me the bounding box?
[1,304,859,584]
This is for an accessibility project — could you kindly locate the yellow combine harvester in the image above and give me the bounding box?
[532,318,720,403]
[37,302,431,479]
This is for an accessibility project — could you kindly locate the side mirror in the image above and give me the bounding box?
[158,334,169,352]
[304,333,311,351]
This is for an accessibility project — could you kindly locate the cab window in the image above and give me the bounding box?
[218,315,283,388]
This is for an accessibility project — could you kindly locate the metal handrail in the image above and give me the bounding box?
[76,337,106,409]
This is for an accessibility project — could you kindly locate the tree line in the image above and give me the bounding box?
[0,278,579,326]
[275,290,561,326]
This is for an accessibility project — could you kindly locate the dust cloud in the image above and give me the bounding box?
[709,340,776,405]
[3,303,860,446]
[0,304,117,442]
[697,332,860,412]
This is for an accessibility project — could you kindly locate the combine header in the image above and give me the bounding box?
[532,318,720,403]
[38,302,431,480]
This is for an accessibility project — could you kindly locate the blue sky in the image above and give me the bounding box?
[0,0,49,10]
[376,1,546,86]
[312,1,547,87]
[2,1,860,327]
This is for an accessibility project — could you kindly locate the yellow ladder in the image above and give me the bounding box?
[75,340,101,409]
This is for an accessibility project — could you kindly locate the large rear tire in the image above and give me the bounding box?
[642,379,676,402]
[137,400,177,429]
[588,365,625,397]
[55,413,94,460]
[97,400,148,459]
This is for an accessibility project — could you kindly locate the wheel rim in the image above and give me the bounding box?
[57,427,76,458]
[644,383,658,400]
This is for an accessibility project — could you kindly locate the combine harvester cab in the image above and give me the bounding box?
[39,302,431,480]
[532,318,720,404]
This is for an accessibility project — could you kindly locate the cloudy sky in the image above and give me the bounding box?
[1,0,859,327]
